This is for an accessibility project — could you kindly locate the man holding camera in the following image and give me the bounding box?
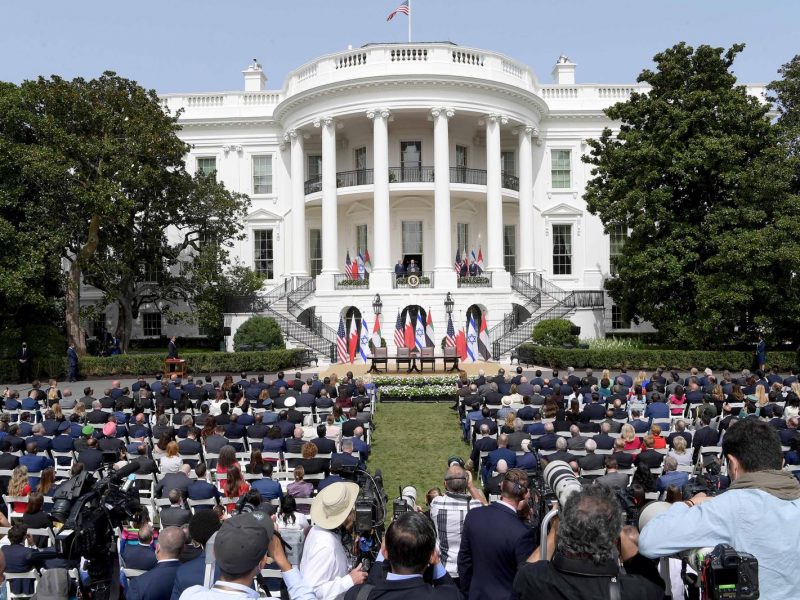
[514,485,664,599]
[638,419,800,600]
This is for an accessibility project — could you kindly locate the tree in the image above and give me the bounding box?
[583,43,800,347]
[233,316,285,351]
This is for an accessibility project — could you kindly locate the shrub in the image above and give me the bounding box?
[0,325,65,360]
[517,344,798,371]
[532,319,578,347]
[233,317,284,351]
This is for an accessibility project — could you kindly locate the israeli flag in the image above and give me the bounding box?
[359,316,370,363]
[415,312,426,350]
[467,314,478,362]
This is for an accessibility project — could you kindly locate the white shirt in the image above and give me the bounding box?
[298,526,354,600]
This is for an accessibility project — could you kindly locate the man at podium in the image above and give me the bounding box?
[168,336,179,359]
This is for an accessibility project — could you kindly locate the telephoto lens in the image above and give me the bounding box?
[543,460,582,507]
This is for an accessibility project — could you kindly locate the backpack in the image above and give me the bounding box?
[279,520,305,566]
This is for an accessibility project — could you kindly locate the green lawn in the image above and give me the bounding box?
[370,402,467,519]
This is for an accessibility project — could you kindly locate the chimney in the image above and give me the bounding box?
[551,54,576,85]
[243,59,267,91]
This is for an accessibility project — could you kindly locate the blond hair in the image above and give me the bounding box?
[8,466,29,496]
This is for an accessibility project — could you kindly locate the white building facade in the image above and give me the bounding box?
[92,43,766,358]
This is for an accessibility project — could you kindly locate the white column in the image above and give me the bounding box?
[432,107,457,288]
[485,113,506,273]
[367,108,392,289]
[288,130,308,276]
[517,125,535,274]
[317,117,338,276]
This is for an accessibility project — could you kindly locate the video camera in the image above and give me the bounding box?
[701,544,759,600]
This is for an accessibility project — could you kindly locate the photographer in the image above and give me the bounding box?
[299,481,369,599]
[513,485,664,599]
[638,418,800,599]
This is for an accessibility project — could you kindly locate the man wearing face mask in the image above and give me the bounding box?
[299,482,369,599]
[639,419,800,600]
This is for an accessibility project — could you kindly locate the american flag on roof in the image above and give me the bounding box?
[386,0,410,21]
[337,317,349,364]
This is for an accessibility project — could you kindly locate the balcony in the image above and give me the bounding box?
[393,272,434,289]
[304,167,520,195]
[457,273,493,288]
[334,273,370,290]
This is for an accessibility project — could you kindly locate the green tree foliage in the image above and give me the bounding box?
[532,318,578,347]
[583,43,800,347]
[233,316,285,351]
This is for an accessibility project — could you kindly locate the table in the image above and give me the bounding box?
[367,353,460,374]
[164,358,187,379]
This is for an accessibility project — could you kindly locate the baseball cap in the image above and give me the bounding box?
[214,513,271,575]
[81,425,94,436]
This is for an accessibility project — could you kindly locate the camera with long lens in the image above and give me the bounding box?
[543,460,582,507]
[344,468,387,571]
[701,544,759,600]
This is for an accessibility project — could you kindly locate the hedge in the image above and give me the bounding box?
[0,349,308,381]
[532,319,578,347]
[518,344,798,371]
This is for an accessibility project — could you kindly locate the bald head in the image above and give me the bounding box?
[584,438,597,453]
[544,422,554,433]
[556,437,567,451]
[496,459,508,474]
[444,465,468,493]
[293,426,303,439]
[157,526,185,559]
[498,434,509,448]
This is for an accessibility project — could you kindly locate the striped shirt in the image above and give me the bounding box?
[430,493,483,578]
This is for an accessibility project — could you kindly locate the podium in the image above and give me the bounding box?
[164,358,187,379]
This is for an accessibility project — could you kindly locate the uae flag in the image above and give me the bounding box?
[348,315,359,363]
[404,311,415,350]
[425,309,435,347]
[364,249,373,273]
[372,313,382,348]
[455,328,468,361]
[478,312,491,360]
[476,247,485,273]
[393,311,405,350]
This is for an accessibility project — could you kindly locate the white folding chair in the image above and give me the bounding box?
[5,570,40,599]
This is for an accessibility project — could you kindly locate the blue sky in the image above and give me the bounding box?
[1,0,797,93]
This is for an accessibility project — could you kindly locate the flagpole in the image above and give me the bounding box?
[408,0,412,42]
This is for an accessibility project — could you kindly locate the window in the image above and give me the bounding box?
[609,224,626,276]
[402,221,423,254]
[310,229,322,276]
[456,223,469,255]
[252,155,273,195]
[552,224,572,275]
[454,145,468,183]
[551,149,571,189]
[354,147,368,185]
[355,224,368,255]
[504,225,516,274]
[501,151,516,176]
[90,313,106,338]
[143,313,162,337]
[142,262,161,284]
[400,141,422,181]
[197,157,217,178]
[611,305,629,330]
[253,229,274,279]
[308,155,322,181]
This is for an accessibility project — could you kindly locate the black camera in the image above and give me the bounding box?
[701,544,759,599]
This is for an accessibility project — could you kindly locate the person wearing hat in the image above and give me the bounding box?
[345,511,460,600]
[180,513,316,600]
[284,398,304,425]
[299,482,368,598]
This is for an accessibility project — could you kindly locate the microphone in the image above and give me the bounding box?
[110,462,141,484]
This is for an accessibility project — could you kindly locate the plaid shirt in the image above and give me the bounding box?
[430,492,483,577]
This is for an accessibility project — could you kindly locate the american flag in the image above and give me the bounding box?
[454,248,462,273]
[445,314,456,347]
[393,311,405,349]
[345,250,353,280]
[386,0,409,21]
[337,316,349,364]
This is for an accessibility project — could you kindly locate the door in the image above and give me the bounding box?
[354,146,367,185]
[400,141,422,182]
[455,145,468,183]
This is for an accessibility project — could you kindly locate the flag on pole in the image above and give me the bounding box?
[372,313,382,348]
[454,248,462,273]
[478,312,491,360]
[445,315,456,347]
[345,251,353,280]
[337,317,349,364]
[359,316,370,363]
[477,247,484,273]
[425,309,435,347]
[357,252,366,279]
[471,249,478,270]
[466,314,478,362]
[415,311,426,350]
[393,311,404,350]
[455,328,467,361]
[364,249,373,273]
[404,311,415,350]
[386,0,409,20]
[348,316,359,363]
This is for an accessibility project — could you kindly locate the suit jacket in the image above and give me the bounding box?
[311,437,336,454]
[159,507,191,528]
[167,341,178,359]
[458,502,536,600]
[578,453,605,471]
[345,571,461,600]
[506,431,530,451]
[593,433,615,450]
[581,402,606,422]
[341,418,365,437]
[170,552,219,600]
[635,449,664,469]
[123,543,158,571]
[611,451,634,470]
[77,448,104,472]
[534,433,559,451]
[128,559,181,600]
[156,473,192,498]
[594,471,630,489]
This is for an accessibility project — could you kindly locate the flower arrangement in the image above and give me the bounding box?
[379,384,457,399]
[373,375,460,387]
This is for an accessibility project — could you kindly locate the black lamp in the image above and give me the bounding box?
[373,294,383,316]
[444,292,454,316]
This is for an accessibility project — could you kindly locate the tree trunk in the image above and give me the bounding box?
[116,297,134,354]
[64,216,102,355]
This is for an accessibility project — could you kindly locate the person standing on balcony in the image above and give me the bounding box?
[395,260,405,279]
[407,259,419,275]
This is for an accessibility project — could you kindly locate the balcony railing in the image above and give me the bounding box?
[457,273,492,288]
[393,271,434,289]
[305,166,520,194]
[334,273,370,290]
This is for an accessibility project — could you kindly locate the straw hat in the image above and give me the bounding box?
[311,482,360,529]
[501,396,513,407]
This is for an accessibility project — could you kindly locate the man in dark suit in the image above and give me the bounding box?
[296,385,316,409]
[593,422,615,450]
[77,437,104,472]
[16,343,32,383]
[87,401,108,424]
[577,439,605,472]
[127,526,184,600]
[311,424,336,454]
[630,409,650,433]
[667,420,693,449]
[246,414,270,445]
[533,423,559,451]
[123,524,159,571]
[346,511,461,600]
[187,464,220,503]
[341,407,365,437]
[611,439,635,469]
[581,394,606,422]
[469,424,498,470]
[458,468,537,600]
[167,337,179,359]
[692,416,720,462]
[635,436,665,469]
[285,427,305,454]
[156,465,193,499]
[159,490,191,528]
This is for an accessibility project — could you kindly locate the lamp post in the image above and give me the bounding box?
[373,294,383,316]
[444,292,454,316]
